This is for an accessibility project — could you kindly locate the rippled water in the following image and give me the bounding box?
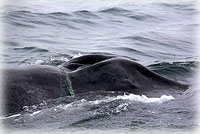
[2,0,198,66]
[1,0,199,133]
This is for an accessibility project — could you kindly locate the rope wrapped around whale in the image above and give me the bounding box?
[59,67,75,99]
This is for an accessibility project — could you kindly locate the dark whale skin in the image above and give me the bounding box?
[3,65,65,115]
[2,55,188,115]
[67,56,188,96]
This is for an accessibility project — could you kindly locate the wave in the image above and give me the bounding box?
[4,10,100,28]
[5,8,157,22]
[49,12,71,16]
[148,61,198,76]
[121,35,155,42]
[99,7,131,14]
[99,7,159,21]
[13,47,49,52]
[4,10,38,20]
[74,10,100,18]
[157,3,195,11]
[10,21,35,28]
[121,35,193,52]
[71,19,97,26]
[127,14,159,21]
[110,46,144,54]
[4,10,54,27]
[5,10,96,18]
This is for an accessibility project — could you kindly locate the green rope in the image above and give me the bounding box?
[59,67,75,99]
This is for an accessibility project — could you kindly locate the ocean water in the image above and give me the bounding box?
[1,0,199,133]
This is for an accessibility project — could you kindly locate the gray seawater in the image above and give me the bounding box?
[1,0,199,133]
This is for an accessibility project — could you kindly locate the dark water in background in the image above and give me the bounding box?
[1,0,200,133]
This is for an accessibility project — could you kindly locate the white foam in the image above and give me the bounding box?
[88,94,174,105]
[59,99,87,109]
[57,94,174,110]
[72,53,82,59]
[35,56,69,65]
[116,94,174,103]
[35,59,44,64]
[0,114,21,120]
[114,103,129,113]
[32,110,41,115]
[48,56,69,62]
[88,97,114,105]
[30,110,41,117]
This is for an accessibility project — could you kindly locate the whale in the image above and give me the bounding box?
[2,55,188,115]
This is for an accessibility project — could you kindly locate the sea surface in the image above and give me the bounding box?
[1,0,200,133]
